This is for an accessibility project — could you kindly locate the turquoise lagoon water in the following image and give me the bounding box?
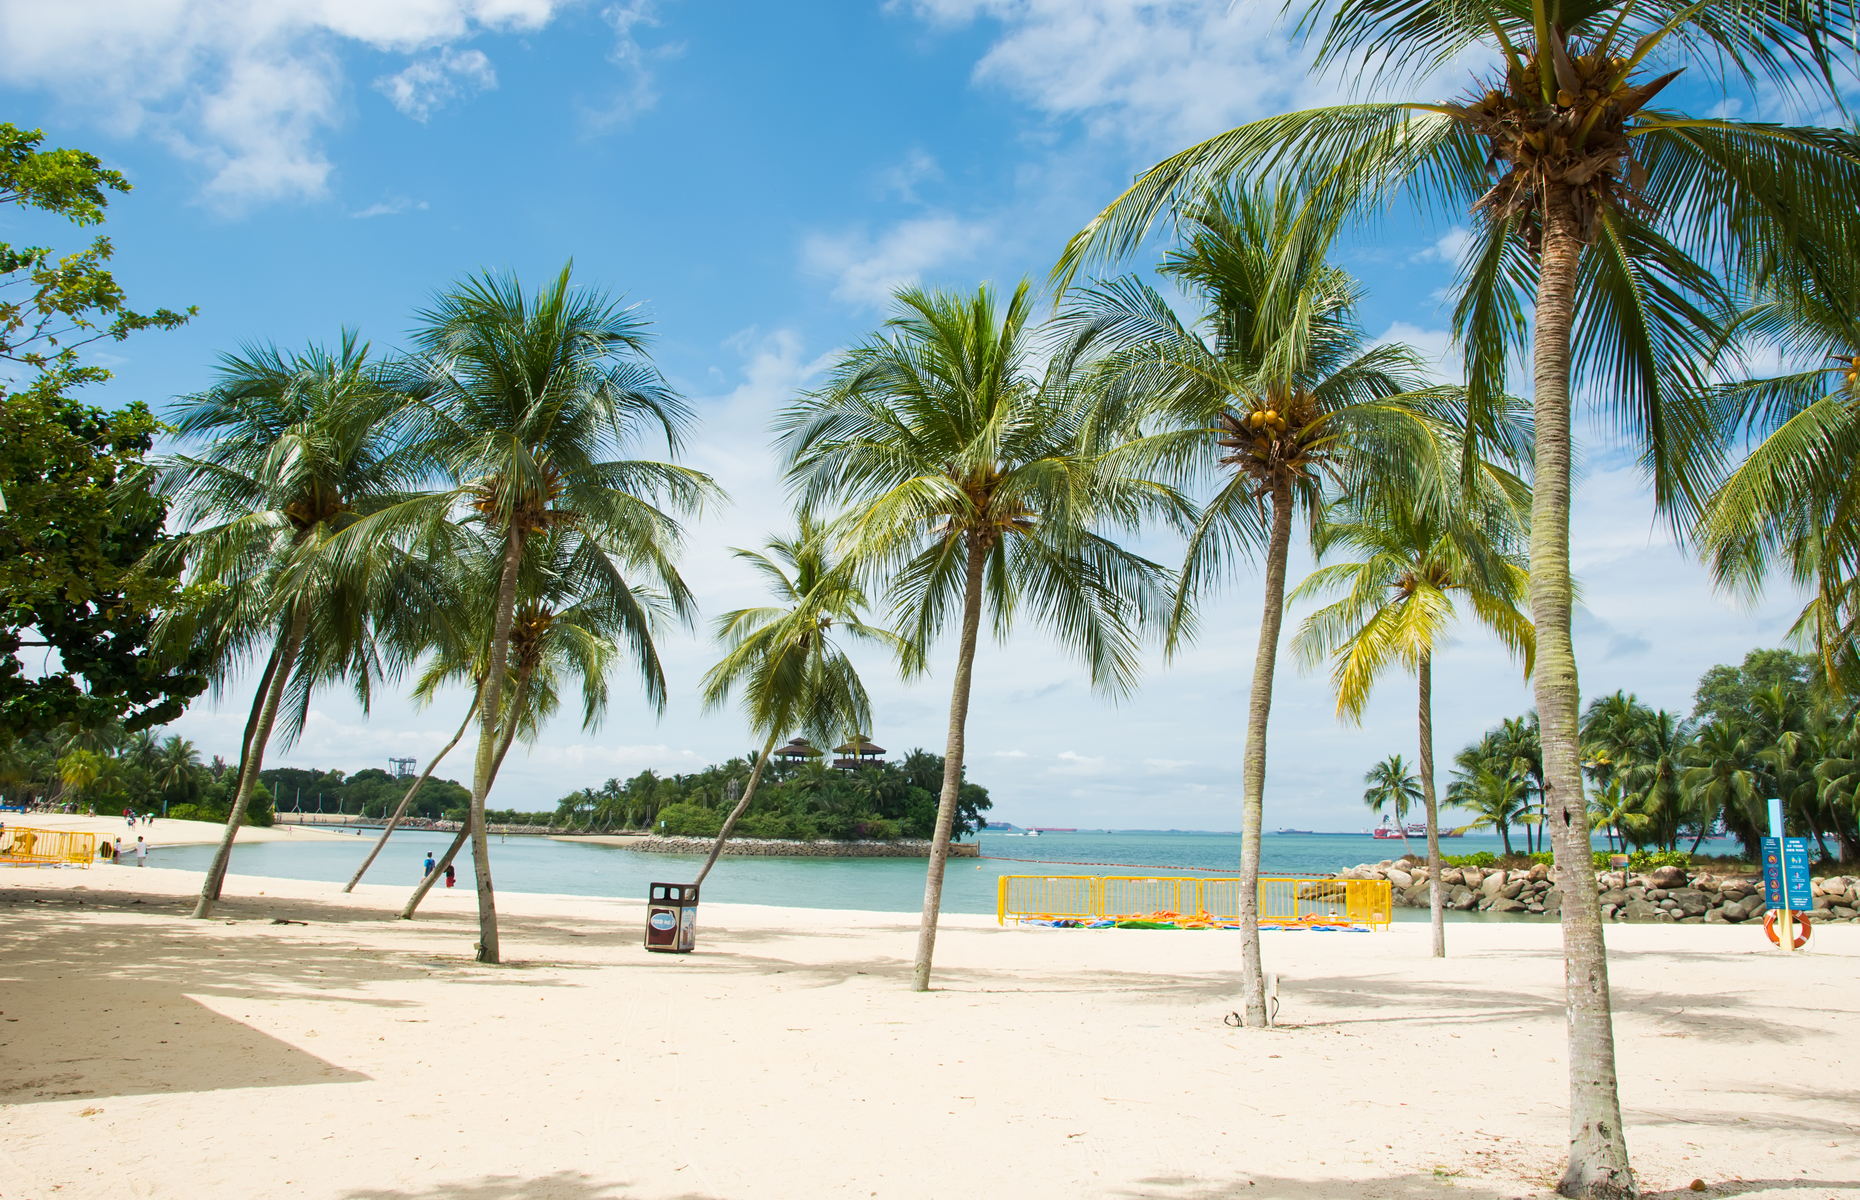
[145,828,1639,918]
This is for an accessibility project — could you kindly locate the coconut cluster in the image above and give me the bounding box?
[1446,31,1680,246]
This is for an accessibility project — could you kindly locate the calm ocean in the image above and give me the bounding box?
[145,827,1640,917]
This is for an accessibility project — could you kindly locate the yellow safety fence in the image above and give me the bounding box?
[997,875,1392,930]
[0,826,97,868]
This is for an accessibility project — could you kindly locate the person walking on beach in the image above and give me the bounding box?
[423,853,436,878]
[134,837,147,867]
[445,863,456,889]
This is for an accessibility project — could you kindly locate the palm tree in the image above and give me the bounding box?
[694,519,909,887]
[154,735,202,812]
[400,264,717,961]
[1451,763,1532,856]
[1292,475,1534,957]
[1056,2,1859,1186]
[1058,183,1443,1024]
[1695,257,1860,697]
[156,333,441,919]
[1681,722,1758,855]
[396,522,683,920]
[1361,754,1422,853]
[778,281,1172,992]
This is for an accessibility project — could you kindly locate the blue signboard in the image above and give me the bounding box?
[1761,836,1813,910]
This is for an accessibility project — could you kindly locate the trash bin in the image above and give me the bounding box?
[645,882,698,953]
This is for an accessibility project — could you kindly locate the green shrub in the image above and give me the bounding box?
[1442,851,1497,868]
[656,802,724,837]
[1628,848,1689,871]
[1528,851,1554,866]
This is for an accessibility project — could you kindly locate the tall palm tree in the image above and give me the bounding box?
[396,521,682,920]
[156,333,441,919]
[1361,753,1422,853]
[778,281,1173,992]
[1056,5,1859,1187]
[694,519,908,887]
[154,735,201,811]
[1058,183,1443,1025]
[1291,473,1533,957]
[399,264,717,961]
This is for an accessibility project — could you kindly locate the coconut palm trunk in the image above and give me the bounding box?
[1237,478,1294,1027]
[345,690,479,893]
[403,670,531,920]
[194,608,307,918]
[1418,650,1445,958]
[913,537,988,993]
[466,527,527,962]
[1534,189,1633,1197]
[693,732,779,888]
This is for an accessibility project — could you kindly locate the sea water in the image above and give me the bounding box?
[145,828,1647,918]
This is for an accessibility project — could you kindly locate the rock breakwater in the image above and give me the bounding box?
[1334,857,1860,923]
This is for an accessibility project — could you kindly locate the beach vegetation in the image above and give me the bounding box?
[1292,418,1533,957]
[691,517,914,883]
[779,281,1173,992]
[1055,0,1857,1180]
[1057,182,1448,1026]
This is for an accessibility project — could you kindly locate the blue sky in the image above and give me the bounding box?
[2,0,1808,829]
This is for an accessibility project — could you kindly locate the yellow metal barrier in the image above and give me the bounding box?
[996,875,1391,929]
[0,827,97,868]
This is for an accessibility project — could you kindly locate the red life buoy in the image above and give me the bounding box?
[1762,908,1812,948]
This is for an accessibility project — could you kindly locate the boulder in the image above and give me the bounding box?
[1719,881,1751,900]
[1599,888,1629,907]
[1462,867,1485,890]
[1500,880,1526,900]
[1649,864,1688,889]
[1541,888,1562,912]
[1489,898,1527,913]
[1387,868,1413,889]
[1694,873,1718,891]
[1601,903,1618,920]
[1442,868,1465,887]
[1621,898,1661,922]
[1671,889,1710,917]
[1449,886,1477,911]
[1402,883,1429,906]
[1528,863,1550,882]
[1705,908,1727,924]
[1647,888,1669,901]
[1626,886,1649,901]
[1378,859,1394,869]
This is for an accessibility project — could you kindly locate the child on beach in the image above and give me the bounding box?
[445,863,456,888]
[423,853,436,878]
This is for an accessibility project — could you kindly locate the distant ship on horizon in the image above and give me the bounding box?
[1273,827,1315,835]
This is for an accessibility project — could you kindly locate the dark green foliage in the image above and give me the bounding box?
[1691,649,1818,728]
[258,766,470,821]
[552,750,993,841]
[0,125,201,742]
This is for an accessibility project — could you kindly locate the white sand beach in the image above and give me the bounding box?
[5,813,379,849]
[1,863,1854,1200]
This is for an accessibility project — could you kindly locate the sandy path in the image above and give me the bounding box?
[0,864,1854,1200]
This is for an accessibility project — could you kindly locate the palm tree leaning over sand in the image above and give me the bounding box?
[778,281,1176,992]
[397,524,675,920]
[156,334,442,919]
[693,518,913,887]
[1290,446,1534,957]
[1360,754,1422,854]
[399,263,717,962]
[1056,183,1443,1026]
[1053,5,1856,1188]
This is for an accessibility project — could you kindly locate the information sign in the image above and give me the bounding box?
[1761,836,1813,910]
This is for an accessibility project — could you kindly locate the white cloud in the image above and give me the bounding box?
[349,195,430,218]
[877,148,943,201]
[374,47,497,121]
[583,0,680,130]
[802,214,991,307]
[0,0,560,209]
[1410,225,1473,266]
[1373,320,1460,383]
[1050,750,1109,776]
[906,0,1493,156]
